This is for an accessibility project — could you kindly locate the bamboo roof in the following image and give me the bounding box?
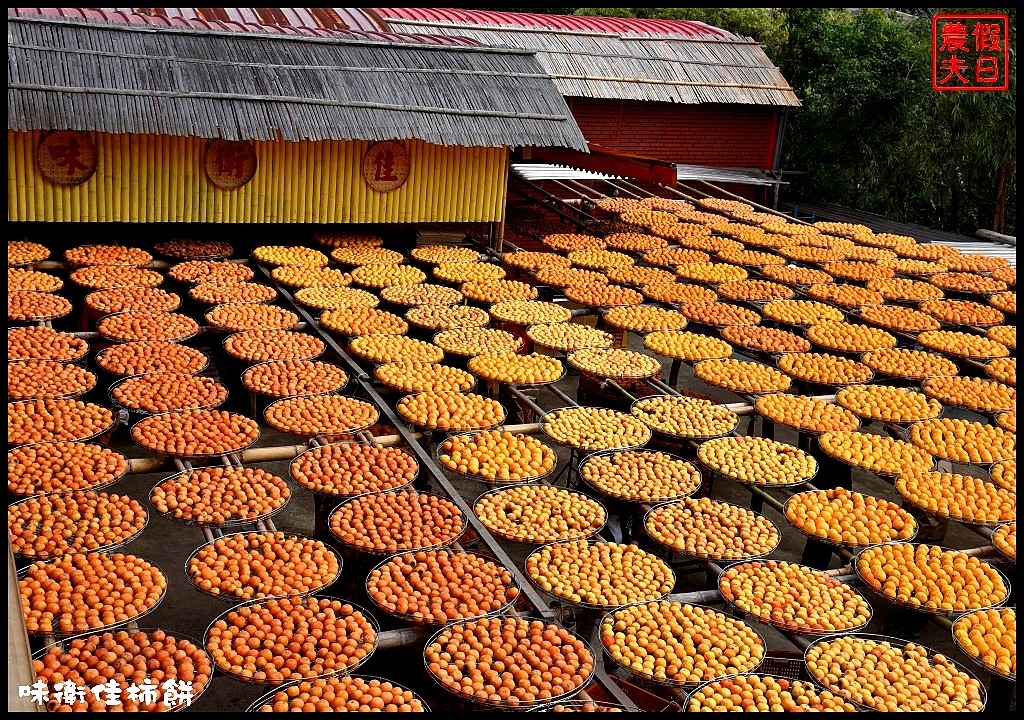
[378,14,801,108]
[6,13,589,149]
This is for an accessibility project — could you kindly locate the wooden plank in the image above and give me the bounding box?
[8,544,42,712]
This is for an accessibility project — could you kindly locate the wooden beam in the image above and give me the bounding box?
[8,544,43,712]
[975,229,1016,246]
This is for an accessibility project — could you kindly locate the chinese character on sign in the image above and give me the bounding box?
[37,130,98,185]
[362,141,411,193]
[933,14,1009,91]
[126,679,160,706]
[161,679,194,708]
[939,21,969,51]
[374,149,400,183]
[91,680,122,706]
[938,56,970,85]
[214,145,249,179]
[972,22,1003,51]
[53,680,87,706]
[204,139,258,189]
[18,679,49,705]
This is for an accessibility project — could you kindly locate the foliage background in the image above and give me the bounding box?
[487,8,1016,235]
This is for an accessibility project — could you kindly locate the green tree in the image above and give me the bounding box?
[773,10,933,213]
[776,8,1015,234]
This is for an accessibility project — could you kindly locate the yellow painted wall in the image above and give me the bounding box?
[8,131,509,223]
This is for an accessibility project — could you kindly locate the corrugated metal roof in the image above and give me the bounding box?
[107,7,385,32]
[10,7,473,43]
[7,12,588,149]
[513,162,783,186]
[513,162,621,181]
[374,8,734,38]
[374,10,799,107]
[677,165,780,187]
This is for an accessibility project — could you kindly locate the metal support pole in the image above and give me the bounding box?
[600,379,638,404]
[506,385,547,421]
[546,383,579,408]
[647,376,682,397]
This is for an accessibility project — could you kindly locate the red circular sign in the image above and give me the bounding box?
[205,140,258,190]
[362,141,411,193]
[37,131,97,186]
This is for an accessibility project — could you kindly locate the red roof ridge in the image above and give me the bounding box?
[8,8,480,45]
[371,8,736,39]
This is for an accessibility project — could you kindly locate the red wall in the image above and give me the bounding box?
[568,98,780,170]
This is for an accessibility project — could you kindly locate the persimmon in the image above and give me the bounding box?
[527,323,614,353]
[7,326,89,363]
[806,635,985,711]
[687,674,855,711]
[645,497,779,560]
[330,490,464,554]
[8,268,63,292]
[367,549,519,623]
[167,259,253,284]
[8,398,115,445]
[223,330,325,363]
[488,300,571,326]
[190,281,277,305]
[719,560,871,634]
[8,291,73,321]
[95,340,208,376]
[8,441,128,496]
[424,617,593,707]
[206,596,376,682]
[188,532,339,599]
[65,244,151,266]
[69,265,163,289]
[698,435,816,486]
[151,466,290,526]
[19,552,167,635]
[85,286,181,314]
[542,406,651,450]
[252,245,328,267]
[97,310,199,342]
[154,239,233,260]
[205,303,298,332]
[8,490,147,558]
[131,409,260,457]
[242,359,348,398]
[579,450,701,502]
[8,240,50,265]
[289,442,418,497]
[473,485,606,544]
[7,359,96,400]
[527,540,674,607]
[602,601,765,687]
[253,676,425,712]
[856,542,1008,613]
[33,629,212,711]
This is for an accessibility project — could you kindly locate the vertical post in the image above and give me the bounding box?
[8,544,42,712]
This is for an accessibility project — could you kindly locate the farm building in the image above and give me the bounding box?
[7,7,586,236]
[18,7,801,206]
[374,8,800,202]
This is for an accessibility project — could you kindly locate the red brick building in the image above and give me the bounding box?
[373,9,800,202]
